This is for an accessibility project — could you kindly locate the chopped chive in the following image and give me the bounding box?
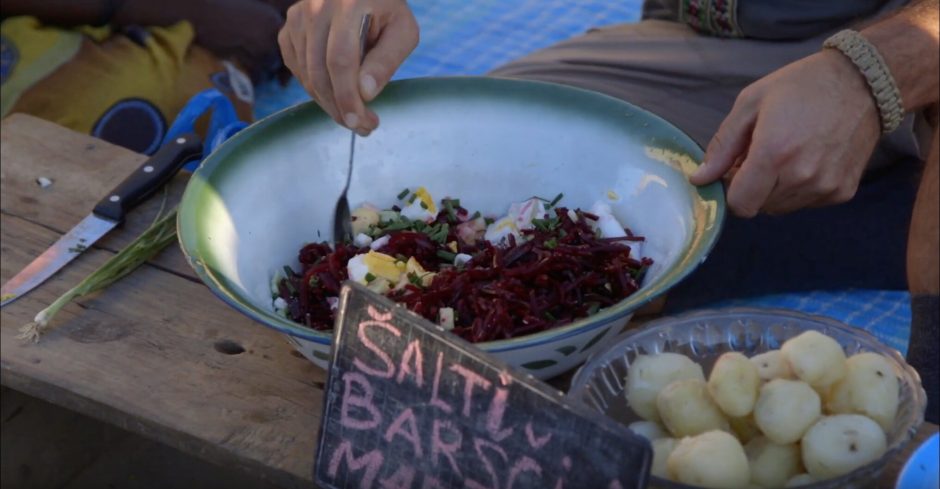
[484,217,495,225]
[397,188,410,200]
[470,211,481,220]
[451,199,461,208]
[544,238,558,249]
[420,201,428,210]
[436,250,457,262]
[284,279,297,295]
[384,219,412,231]
[365,272,376,282]
[409,194,418,204]
[548,193,564,208]
[308,276,319,287]
[283,266,295,278]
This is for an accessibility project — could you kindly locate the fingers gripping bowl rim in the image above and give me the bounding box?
[176,76,726,377]
[567,307,927,488]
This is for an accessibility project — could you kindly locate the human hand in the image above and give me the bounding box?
[690,50,882,217]
[278,0,418,135]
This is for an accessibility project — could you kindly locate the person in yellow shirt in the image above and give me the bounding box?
[1,0,290,154]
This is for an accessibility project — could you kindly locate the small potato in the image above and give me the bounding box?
[709,352,761,417]
[745,437,802,488]
[729,415,762,444]
[666,430,750,488]
[801,414,887,478]
[628,420,668,441]
[784,474,816,487]
[826,352,899,432]
[750,350,795,381]
[781,331,847,388]
[657,379,729,437]
[351,207,380,235]
[754,379,821,444]
[626,353,705,422]
[651,438,678,479]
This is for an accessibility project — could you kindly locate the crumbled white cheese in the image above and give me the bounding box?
[454,253,473,267]
[353,233,373,248]
[370,235,391,250]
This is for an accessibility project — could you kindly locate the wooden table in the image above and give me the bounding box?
[1,114,936,489]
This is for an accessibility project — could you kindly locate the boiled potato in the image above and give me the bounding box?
[666,430,750,488]
[651,438,678,479]
[781,331,847,388]
[801,414,887,478]
[708,352,761,417]
[628,420,668,441]
[750,350,795,381]
[826,352,899,432]
[784,473,816,487]
[351,206,380,235]
[626,353,705,421]
[657,379,729,437]
[745,437,802,488]
[729,415,762,444]
[754,379,821,444]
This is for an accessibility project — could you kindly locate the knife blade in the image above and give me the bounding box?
[0,134,202,307]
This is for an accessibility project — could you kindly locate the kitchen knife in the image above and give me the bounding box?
[0,134,202,307]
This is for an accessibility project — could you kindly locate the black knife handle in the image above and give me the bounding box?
[93,133,203,222]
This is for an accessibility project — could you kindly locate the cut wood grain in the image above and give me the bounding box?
[0,114,194,279]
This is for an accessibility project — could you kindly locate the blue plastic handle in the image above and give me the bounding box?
[162,89,248,171]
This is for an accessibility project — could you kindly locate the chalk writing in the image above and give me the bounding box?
[315,282,652,489]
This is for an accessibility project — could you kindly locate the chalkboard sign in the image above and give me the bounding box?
[314,282,652,489]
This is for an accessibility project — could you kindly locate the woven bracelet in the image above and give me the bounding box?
[823,29,905,134]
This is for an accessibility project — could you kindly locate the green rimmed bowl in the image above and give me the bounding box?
[177,76,725,379]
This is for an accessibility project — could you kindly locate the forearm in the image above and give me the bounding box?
[861,0,940,111]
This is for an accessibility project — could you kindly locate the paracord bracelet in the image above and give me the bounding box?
[823,29,905,134]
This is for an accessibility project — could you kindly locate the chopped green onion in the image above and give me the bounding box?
[365,272,376,283]
[397,188,410,200]
[544,238,558,249]
[408,194,418,204]
[484,217,495,225]
[436,250,457,262]
[308,276,319,287]
[470,211,481,220]
[548,192,564,208]
[283,265,295,278]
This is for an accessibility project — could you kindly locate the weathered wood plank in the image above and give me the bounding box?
[1,212,324,488]
[0,114,195,280]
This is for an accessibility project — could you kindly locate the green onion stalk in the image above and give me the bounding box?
[18,207,179,342]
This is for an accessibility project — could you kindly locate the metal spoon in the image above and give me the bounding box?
[333,13,372,244]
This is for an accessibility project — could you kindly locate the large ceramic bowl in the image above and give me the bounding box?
[177,77,724,379]
[567,308,926,488]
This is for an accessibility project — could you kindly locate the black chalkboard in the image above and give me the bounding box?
[314,281,652,489]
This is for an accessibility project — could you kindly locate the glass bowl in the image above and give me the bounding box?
[567,307,927,489]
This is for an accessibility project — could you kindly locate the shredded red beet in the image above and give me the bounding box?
[277,201,652,343]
